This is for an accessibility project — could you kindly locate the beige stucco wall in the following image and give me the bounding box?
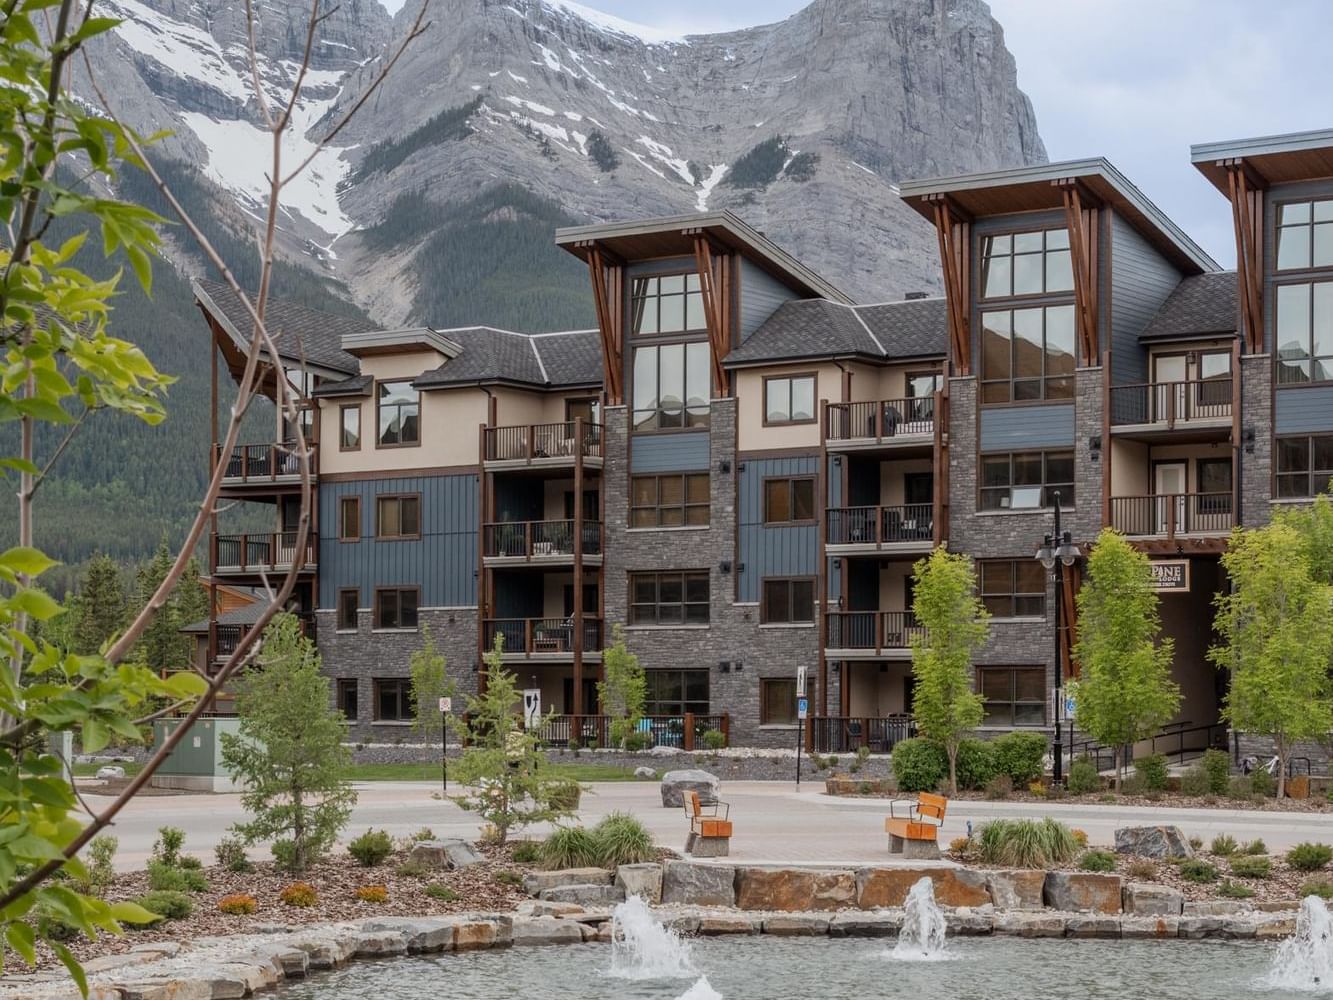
[1110,439,1150,495]
[846,661,911,716]
[734,364,842,452]
[878,458,934,506]
[876,564,913,613]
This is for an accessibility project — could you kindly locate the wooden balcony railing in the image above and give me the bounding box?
[825,504,933,545]
[825,611,924,652]
[1109,493,1233,538]
[809,715,915,754]
[213,531,317,573]
[219,442,317,483]
[482,520,602,559]
[1109,379,1232,427]
[213,613,314,662]
[824,397,934,443]
[528,713,729,750]
[482,616,604,655]
[482,421,603,463]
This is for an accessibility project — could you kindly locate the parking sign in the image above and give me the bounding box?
[797,697,809,720]
[796,665,807,698]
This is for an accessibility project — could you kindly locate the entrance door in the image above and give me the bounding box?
[1153,355,1188,422]
[1155,462,1187,535]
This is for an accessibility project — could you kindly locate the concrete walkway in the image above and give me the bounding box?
[89,780,1332,870]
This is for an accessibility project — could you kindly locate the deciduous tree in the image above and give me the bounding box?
[408,626,456,735]
[597,624,645,747]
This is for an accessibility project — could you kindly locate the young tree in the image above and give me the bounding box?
[221,614,357,871]
[133,540,181,671]
[409,626,457,735]
[450,636,577,843]
[74,554,127,656]
[1072,529,1180,791]
[1211,521,1333,798]
[909,549,990,794]
[597,624,645,747]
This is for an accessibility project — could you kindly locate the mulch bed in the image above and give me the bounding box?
[863,788,1333,813]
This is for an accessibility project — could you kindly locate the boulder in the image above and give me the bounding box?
[634,766,656,778]
[1042,872,1122,914]
[1121,882,1183,916]
[1255,914,1298,938]
[409,838,483,870]
[855,867,990,909]
[1113,825,1194,860]
[697,913,761,935]
[272,948,310,977]
[827,911,903,937]
[117,981,211,1000]
[1065,915,1121,939]
[510,916,585,946]
[361,917,456,952]
[1177,916,1225,939]
[648,745,683,757]
[616,862,663,904]
[1121,915,1179,940]
[289,935,354,969]
[762,914,830,936]
[95,765,125,780]
[516,900,585,918]
[661,860,736,907]
[945,907,995,935]
[993,912,1066,937]
[523,868,613,895]
[734,867,857,912]
[538,884,625,905]
[351,931,408,958]
[454,918,507,951]
[985,870,1046,911]
[197,972,250,999]
[1183,900,1245,916]
[660,769,720,807]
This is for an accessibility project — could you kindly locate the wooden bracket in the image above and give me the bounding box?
[927,195,972,376]
[1057,180,1102,366]
[1224,161,1266,354]
[586,245,624,404]
[692,235,731,397]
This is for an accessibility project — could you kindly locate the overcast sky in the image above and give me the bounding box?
[391,0,1330,268]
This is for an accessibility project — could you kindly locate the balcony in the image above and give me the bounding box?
[482,520,603,565]
[528,713,730,750]
[218,442,317,487]
[213,531,317,575]
[809,715,915,754]
[212,613,314,665]
[482,616,604,658]
[825,611,923,657]
[824,398,934,450]
[1110,493,1233,539]
[483,421,603,469]
[825,504,934,552]
[1109,380,1232,439]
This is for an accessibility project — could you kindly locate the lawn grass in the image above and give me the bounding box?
[347,761,651,783]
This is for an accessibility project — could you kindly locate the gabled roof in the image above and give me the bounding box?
[1139,271,1239,343]
[310,374,373,399]
[180,601,268,635]
[1192,128,1333,193]
[193,279,368,376]
[725,296,947,368]
[555,210,852,304]
[413,327,602,390]
[898,158,1218,275]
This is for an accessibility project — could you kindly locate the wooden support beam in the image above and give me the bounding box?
[928,196,972,375]
[1058,181,1101,366]
[586,247,623,404]
[1225,162,1266,355]
[692,235,731,397]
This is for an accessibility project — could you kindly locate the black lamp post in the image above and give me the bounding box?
[1034,490,1080,785]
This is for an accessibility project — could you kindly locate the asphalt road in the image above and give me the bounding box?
[87,780,1333,870]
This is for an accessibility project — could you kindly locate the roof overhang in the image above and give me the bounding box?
[1191,128,1333,194]
[555,210,854,304]
[723,350,942,370]
[341,328,463,358]
[898,158,1218,275]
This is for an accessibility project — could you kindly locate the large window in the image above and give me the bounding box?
[632,342,710,430]
[764,476,816,523]
[336,678,358,721]
[566,397,601,425]
[1197,459,1234,514]
[764,374,816,425]
[761,577,815,624]
[980,305,1076,402]
[979,666,1046,727]
[377,380,420,446]
[374,588,419,630]
[631,473,709,527]
[645,669,709,715]
[338,496,360,542]
[337,589,358,631]
[630,570,709,625]
[979,561,1045,619]
[373,678,414,722]
[1276,435,1333,498]
[760,678,797,725]
[982,228,1073,299]
[1276,199,1333,272]
[1275,280,1333,384]
[340,404,360,451]
[630,273,705,335]
[980,451,1074,511]
[376,494,421,540]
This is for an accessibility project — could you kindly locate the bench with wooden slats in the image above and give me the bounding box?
[683,789,733,856]
[885,792,947,856]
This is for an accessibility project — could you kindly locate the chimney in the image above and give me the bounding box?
[904,291,929,300]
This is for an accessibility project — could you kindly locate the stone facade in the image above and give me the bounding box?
[1239,353,1273,528]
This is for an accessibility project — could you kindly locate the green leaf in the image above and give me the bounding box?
[81,717,107,754]
[12,588,62,621]
[0,546,58,578]
[4,920,36,965]
[107,901,159,926]
[51,942,88,999]
[162,671,208,699]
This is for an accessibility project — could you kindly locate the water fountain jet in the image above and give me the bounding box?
[1264,895,1333,992]
[890,876,949,962]
[605,894,697,980]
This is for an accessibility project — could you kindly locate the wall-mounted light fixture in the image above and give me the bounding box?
[830,663,840,675]
[719,661,731,674]
[719,459,732,474]
[1243,426,1256,454]
[1088,436,1102,463]
[719,560,732,574]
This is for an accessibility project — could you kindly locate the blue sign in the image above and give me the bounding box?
[797,697,809,720]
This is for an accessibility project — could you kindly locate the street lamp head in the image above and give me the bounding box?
[1035,533,1055,570]
[1056,529,1080,567]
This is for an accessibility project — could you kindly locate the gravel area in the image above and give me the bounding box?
[860,788,1333,813]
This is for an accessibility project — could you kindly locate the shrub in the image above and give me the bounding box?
[1028,780,1047,797]
[622,730,652,752]
[409,827,436,842]
[425,883,460,902]
[1249,767,1275,798]
[279,882,319,907]
[1227,776,1254,801]
[954,739,999,791]
[1079,850,1116,872]
[548,780,583,812]
[215,836,253,873]
[147,860,207,894]
[1218,879,1256,899]
[1210,834,1238,856]
[1071,828,1089,848]
[984,774,1013,800]
[495,870,523,886]
[975,818,1078,868]
[396,861,431,880]
[1179,765,1210,797]
[1287,843,1333,872]
[855,745,872,767]
[348,829,395,867]
[356,885,388,903]
[948,836,972,855]
[541,826,600,870]
[511,841,541,864]
[1201,749,1232,794]
[32,902,81,941]
[77,834,118,897]
[1067,757,1100,795]
[1301,877,1333,900]
[152,826,185,867]
[179,855,203,870]
[891,739,947,792]
[218,893,257,915]
[593,812,654,867]
[1243,838,1268,856]
[1126,859,1158,881]
[1120,774,1146,796]
[1230,855,1272,879]
[1133,754,1170,791]
[992,732,1048,784]
[1188,836,1203,851]
[1179,859,1219,883]
[702,729,726,751]
[138,890,192,920]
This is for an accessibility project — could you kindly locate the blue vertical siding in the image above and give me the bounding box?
[1110,211,1183,384]
[979,404,1075,450]
[318,473,478,608]
[1275,385,1333,434]
[739,257,799,340]
[631,432,711,472]
[736,454,819,602]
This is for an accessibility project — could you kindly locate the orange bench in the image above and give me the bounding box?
[885,792,947,859]
[683,789,733,857]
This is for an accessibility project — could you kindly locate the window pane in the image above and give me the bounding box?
[1013,452,1043,486]
[982,455,1011,488]
[982,253,1011,298]
[377,592,398,629]
[685,505,708,525]
[1278,438,1310,473]
[766,479,790,522]
[766,378,789,422]
[792,580,814,621]
[1314,282,1333,359]
[981,381,1011,404]
[1314,436,1333,471]
[659,344,684,415]
[379,498,400,537]
[1278,284,1312,368]
[1013,668,1045,702]
[1013,231,1043,253]
[1014,561,1045,594]
[1316,200,1333,223]
[1281,201,1313,225]
[685,574,709,604]
[792,479,815,521]
[1013,596,1044,617]
[981,312,1011,379]
[660,507,684,527]
[982,596,1010,617]
[1046,228,1070,250]
[763,580,789,622]
[340,499,358,539]
[633,348,658,415]
[1012,308,1043,378]
[980,561,1011,594]
[686,291,706,330]
[341,407,360,448]
[632,577,657,604]
[401,591,418,628]
[1013,702,1045,726]
[402,498,420,536]
[632,476,656,505]
[1046,305,1077,373]
[790,377,815,421]
[1316,223,1333,269]
[1045,453,1074,485]
[1045,248,1073,293]
[660,475,684,506]
[338,591,357,629]
[1198,460,1232,494]
[659,291,685,332]
[686,474,710,503]
[686,342,710,423]
[980,670,1010,701]
[1278,223,1311,271]
[1012,251,1043,295]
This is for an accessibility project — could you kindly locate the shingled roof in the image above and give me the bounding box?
[413,327,601,390]
[726,296,947,367]
[1139,271,1238,342]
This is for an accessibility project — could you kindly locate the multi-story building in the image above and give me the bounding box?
[192,128,1333,764]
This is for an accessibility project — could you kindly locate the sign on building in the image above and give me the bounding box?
[522,689,541,728]
[1149,559,1190,592]
[796,665,807,698]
